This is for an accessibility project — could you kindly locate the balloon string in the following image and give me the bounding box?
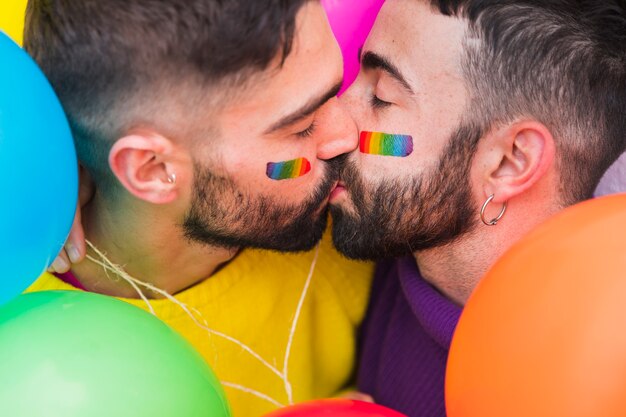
[84,239,321,408]
[85,240,283,379]
[282,242,320,404]
[221,382,285,408]
[89,252,156,315]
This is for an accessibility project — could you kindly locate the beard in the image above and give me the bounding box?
[331,123,481,260]
[182,155,344,252]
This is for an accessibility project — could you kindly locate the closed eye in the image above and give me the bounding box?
[296,120,317,138]
[371,94,392,109]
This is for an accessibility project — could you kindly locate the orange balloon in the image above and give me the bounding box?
[446,194,626,417]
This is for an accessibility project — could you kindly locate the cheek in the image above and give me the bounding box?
[266,157,312,181]
[210,148,265,192]
[368,116,448,170]
[258,137,329,185]
[212,132,271,181]
[224,148,325,200]
[263,157,328,200]
[356,150,423,185]
[359,131,413,157]
[355,129,417,180]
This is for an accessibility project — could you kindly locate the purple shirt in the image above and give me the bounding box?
[55,270,87,291]
[357,257,462,417]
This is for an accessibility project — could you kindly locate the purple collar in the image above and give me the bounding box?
[397,256,462,350]
[54,270,87,291]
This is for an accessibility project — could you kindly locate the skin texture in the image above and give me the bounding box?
[55,2,358,298]
[333,0,561,305]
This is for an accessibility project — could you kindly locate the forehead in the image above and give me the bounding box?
[364,0,467,85]
[221,2,342,123]
[268,1,341,88]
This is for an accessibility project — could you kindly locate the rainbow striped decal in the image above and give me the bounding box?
[266,157,312,181]
[360,131,413,157]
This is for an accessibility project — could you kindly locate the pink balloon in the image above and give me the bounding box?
[322,0,386,94]
[263,399,407,416]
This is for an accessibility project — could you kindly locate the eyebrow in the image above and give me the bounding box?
[361,50,414,94]
[264,81,343,135]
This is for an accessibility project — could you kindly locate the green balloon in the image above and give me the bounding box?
[0,291,231,417]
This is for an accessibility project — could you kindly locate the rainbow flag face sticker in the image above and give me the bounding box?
[266,157,312,181]
[360,131,413,157]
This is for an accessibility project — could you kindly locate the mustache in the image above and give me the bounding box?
[297,153,349,213]
[325,153,348,183]
[297,153,349,211]
[337,157,366,201]
[337,155,361,184]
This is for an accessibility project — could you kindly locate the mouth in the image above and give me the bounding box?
[329,181,347,203]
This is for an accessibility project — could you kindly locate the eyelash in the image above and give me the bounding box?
[296,120,317,138]
[371,94,392,109]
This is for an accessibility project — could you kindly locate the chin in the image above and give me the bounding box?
[259,212,329,253]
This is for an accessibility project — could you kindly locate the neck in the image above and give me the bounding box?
[414,195,561,306]
[71,193,237,299]
[413,231,492,307]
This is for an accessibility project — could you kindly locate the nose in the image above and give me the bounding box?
[316,96,359,160]
[338,80,367,128]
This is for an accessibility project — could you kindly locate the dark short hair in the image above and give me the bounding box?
[430,0,626,204]
[24,0,312,187]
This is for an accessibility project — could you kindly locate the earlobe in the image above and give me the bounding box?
[108,132,180,204]
[482,121,555,203]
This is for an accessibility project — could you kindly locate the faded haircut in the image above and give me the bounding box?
[431,0,626,204]
[24,0,312,188]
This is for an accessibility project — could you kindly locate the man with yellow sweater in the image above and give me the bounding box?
[23,0,372,415]
[30,234,370,416]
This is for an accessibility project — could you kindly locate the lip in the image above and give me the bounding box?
[329,181,347,203]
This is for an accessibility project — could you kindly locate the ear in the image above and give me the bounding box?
[479,120,556,204]
[108,131,183,204]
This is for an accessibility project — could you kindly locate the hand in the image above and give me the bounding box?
[341,391,375,403]
[48,167,94,273]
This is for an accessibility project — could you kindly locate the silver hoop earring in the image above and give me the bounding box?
[167,173,177,184]
[480,194,507,226]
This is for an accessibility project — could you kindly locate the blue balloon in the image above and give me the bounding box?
[0,32,78,304]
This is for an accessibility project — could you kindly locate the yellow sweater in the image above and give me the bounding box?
[27,233,373,417]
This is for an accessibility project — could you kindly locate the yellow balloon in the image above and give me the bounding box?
[0,0,28,46]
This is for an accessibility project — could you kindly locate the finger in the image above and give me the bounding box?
[64,201,86,264]
[341,392,375,403]
[49,251,71,274]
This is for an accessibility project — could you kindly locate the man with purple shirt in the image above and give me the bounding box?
[330,0,626,416]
